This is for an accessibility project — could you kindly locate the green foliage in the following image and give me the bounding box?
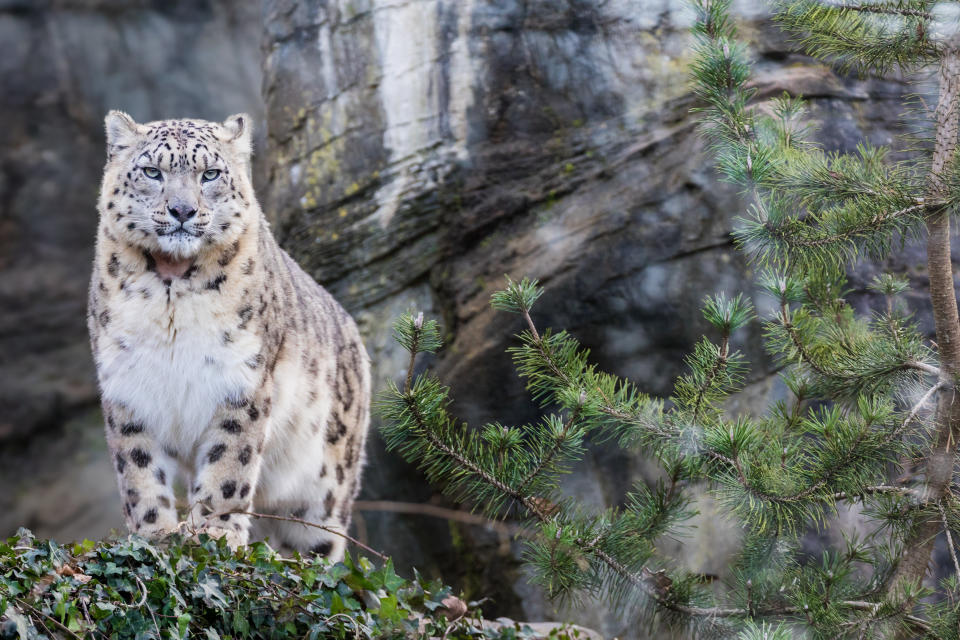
[393,311,443,356]
[491,277,544,315]
[379,271,943,635]
[774,0,940,75]
[702,293,755,334]
[0,529,556,640]
[376,0,960,637]
[735,621,794,640]
[690,0,939,270]
[869,273,910,298]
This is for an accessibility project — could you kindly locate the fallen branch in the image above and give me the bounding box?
[229,510,388,560]
[354,499,531,555]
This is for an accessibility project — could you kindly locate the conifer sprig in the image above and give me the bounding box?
[774,0,940,75]
[774,144,920,209]
[764,294,936,399]
[392,311,443,356]
[392,311,443,392]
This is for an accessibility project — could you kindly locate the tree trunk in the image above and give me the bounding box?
[887,36,960,607]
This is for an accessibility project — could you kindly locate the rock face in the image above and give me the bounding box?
[0,0,944,637]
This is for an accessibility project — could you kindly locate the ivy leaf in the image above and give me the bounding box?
[90,601,116,620]
[177,613,192,638]
[385,560,404,590]
[191,576,227,610]
[321,563,350,588]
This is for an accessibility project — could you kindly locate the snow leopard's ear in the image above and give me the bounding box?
[221,114,253,158]
[104,110,141,154]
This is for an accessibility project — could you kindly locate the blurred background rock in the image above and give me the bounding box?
[0,1,945,636]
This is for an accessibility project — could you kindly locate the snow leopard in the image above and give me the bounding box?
[87,111,370,560]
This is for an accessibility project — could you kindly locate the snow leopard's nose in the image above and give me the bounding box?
[168,203,197,223]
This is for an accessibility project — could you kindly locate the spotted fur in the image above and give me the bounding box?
[88,112,370,560]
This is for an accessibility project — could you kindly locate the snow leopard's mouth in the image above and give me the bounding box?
[157,226,202,238]
[154,223,206,264]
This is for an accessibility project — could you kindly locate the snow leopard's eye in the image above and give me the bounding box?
[202,169,221,183]
[142,167,161,180]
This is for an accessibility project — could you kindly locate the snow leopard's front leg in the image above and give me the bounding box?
[104,403,179,539]
[186,389,271,549]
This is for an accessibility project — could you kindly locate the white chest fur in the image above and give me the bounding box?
[96,274,261,452]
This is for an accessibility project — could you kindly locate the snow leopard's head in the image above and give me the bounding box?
[99,111,255,261]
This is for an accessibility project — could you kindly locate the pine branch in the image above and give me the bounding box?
[840,601,933,634]
[769,382,943,503]
[775,0,941,75]
[691,335,729,425]
[833,485,919,501]
[781,301,832,378]
[394,369,682,617]
[395,311,441,393]
[586,546,931,630]
[614,377,940,509]
[774,144,923,211]
[514,294,937,521]
[938,500,960,577]
[382,286,947,631]
[826,3,932,20]
[896,381,946,437]
[773,298,934,399]
[741,200,929,268]
[765,203,927,250]
[908,361,940,377]
[519,307,568,387]
[400,392,553,522]
[405,325,419,393]
[385,305,709,623]
[516,399,584,494]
